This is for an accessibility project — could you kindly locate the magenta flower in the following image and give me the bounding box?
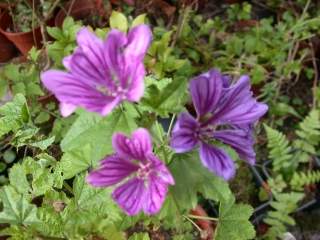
[41,25,152,117]
[170,69,268,180]
[87,128,174,215]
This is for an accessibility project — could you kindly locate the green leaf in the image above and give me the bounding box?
[131,14,147,27]
[215,196,255,240]
[0,186,39,225]
[264,192,303,239]
[61,106,138,161]
[59,144,92,179]
[169,152,231,210]
[128,233,150,240]
[29,136,55,150]
[0,94,29,137]
[142,76,188,117]
[62,17,75,32]
[20,157,58,197]
[27,47,41,62]
[3,149,16,164]
[31,169,55,197]
[47,26,63,40]
[264,125,293,171]
[34,111,50,124]
[110,11,128,32]
[8,164,30,195]
[60,174,122,237]
[0,225,34,239]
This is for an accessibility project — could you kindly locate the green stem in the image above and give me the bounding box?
[167,114,176,138]
[182,215,203,233]
[155,120,164,143]
[188,214,219,222]
[63,182,73,195]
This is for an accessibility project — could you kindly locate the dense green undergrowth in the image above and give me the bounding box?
[0,1,320,239]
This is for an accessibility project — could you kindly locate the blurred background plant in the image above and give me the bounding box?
[0,0,320,239]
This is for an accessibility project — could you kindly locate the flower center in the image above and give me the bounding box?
[137,162,152,180]
[96,85,112,95]
[197,125,216,142]
[96,85,127,100]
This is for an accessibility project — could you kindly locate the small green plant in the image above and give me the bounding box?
[264,125,293,172]
[290,170,320,191]
[263,192,304,239]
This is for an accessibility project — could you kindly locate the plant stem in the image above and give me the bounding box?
[171,5,191,48]
[155,120,164,143]
[309,40,319,108]
[182,215,203,233]
[67,0,76,17]
[188,214,219,222]
[63,182,74,195]
[5,0,18,32]
[44,0,61,21]
[167,114,176,138]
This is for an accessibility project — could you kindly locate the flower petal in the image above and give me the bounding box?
[86,154,138,187]
[76,28,105,66]
[143,175,169,215]
[125,24,152,60]
[112,178,146,215]
[60,102,77,117]
[112,128,153,160]
[103,29,127,87]
[41,70,119,116]
[190,69,223,117]
[125,62,145,102]
[214,127,256,165]
[170,113,199,153]
[68,52,114,88]
[62,55,72,71]
[199,142,235,180]
[148,154,175,185]
[210,75,268,125]
[142,154,174,214]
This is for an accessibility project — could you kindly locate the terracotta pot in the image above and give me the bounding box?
[55,0,102,27]
[0,12,42,56]
[0,31,17,63]
[0,9,17,62]
[190,205,214,240]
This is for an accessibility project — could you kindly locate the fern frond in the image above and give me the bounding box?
[296,110,320,147]
[263,192,304,239]
[264,125,293,172]
[290,170,320,191]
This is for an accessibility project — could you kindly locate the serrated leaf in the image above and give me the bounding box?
[169,152,231,211]
[60,174,122,238]
[59,144,93,180]
[29,136,55,150]
[0,225,34,239]
[214,196,255,240]
[61,106,138,161]
[0,94,29,137]
[8,164,30,195]
[142,76,188,117]
[73,174,120,220]
[0,186,39,225]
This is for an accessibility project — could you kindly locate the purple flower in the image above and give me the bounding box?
[170,69,268,180]
[41,25,152,117]
[87,128,174,215]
